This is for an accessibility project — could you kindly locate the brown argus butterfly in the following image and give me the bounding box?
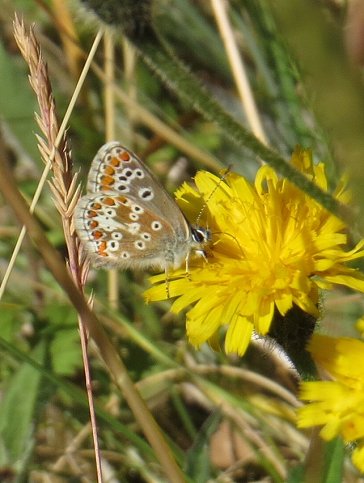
[74,142,210,275]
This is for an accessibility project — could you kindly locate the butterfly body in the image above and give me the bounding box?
[74,142,210,272]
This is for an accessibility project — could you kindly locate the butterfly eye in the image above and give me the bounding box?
[191,227,210,243]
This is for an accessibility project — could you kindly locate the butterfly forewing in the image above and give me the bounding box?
[87,142,179,218]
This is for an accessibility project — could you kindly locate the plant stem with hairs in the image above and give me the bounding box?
[80,0,351,223]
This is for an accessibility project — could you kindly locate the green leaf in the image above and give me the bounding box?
[323,438,344,483]
[184,410,221,481]
[41,302,82,376]
[287,437,345,483]
[287,464,305,483]
[0,342,46,471]
[0,41,38,160]
[49,328,82,376]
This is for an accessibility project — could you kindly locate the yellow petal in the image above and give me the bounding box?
[187,304,224,346]
[352,445,364,473]
[255,299,275,334]
[224,315,253,355]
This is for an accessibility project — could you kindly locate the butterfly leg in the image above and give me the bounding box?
[184,253,192,280]
[164,267,171,298]
[199,249,208,264]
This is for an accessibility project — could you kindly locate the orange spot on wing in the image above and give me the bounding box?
[90,202,102,210]
[92,230,103,240]
[89,220,98,228]
[117,196,128,204]
[103,197,116,206]
[87,210,98,218]
[110,156,120,167]
[101,175,115,186]
[104,165,115,175]
[98,241,108,256]
[120,151,131,161]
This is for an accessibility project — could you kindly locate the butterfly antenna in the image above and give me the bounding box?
[195,166,232,227]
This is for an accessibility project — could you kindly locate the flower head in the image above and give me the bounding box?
[298,334,364,473]
[145,148,364,355]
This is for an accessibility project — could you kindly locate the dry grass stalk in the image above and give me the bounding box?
[12,15,103,481]
[13,15,88,287]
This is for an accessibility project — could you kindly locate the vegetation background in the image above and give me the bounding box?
[0,0,364,481]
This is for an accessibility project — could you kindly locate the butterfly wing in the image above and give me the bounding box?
[86,142,181,219]
[75,142,193,270]
[74,190,190,270]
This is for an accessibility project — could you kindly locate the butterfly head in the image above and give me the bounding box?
[190,225,211,260]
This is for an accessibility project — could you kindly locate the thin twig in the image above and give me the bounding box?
[103,32,119,310]
[211,0,268,145]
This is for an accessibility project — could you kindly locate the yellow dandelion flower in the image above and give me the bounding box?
[298,334,364,473]
[145,148,364,355]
